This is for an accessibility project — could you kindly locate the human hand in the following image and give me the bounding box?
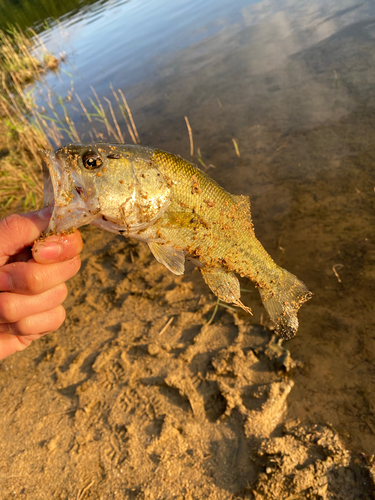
[0,208,82,360]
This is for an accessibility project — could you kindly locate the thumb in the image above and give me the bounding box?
[33,230,83,263]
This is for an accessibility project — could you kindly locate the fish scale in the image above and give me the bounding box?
[151,149,277,279]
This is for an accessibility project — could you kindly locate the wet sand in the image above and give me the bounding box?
[1,226,374,499]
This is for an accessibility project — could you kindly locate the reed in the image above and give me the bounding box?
[0,26,56,209]
[0,26,140,211]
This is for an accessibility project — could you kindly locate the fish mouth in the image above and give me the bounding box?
[40,150,63,210]
[39,149,98,234]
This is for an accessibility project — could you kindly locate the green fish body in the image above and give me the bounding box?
[40,143,312,338]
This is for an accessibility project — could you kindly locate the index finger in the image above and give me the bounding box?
[0,256,81,294]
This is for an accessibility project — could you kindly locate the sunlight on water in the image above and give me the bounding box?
[37,0,261,94]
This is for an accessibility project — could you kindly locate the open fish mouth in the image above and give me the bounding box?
[40,150,64,210]
[39,149,98,234]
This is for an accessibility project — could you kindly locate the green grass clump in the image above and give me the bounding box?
[0,26,58,211]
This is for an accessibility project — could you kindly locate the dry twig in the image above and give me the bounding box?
[159,316,174,335]
[184,116,194,156]
[332,264,344,284]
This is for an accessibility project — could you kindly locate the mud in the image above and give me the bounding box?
[1,226,374,499]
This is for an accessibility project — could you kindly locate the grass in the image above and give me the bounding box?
[0,26,59,211]
[0,25,140,212]
[0,122,43,210]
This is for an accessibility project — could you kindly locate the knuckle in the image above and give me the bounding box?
[11,320,29,336]
[47,284,68,307]
[0,294,17,323]
[68,255,81,273]
[18,306,66,336]
[24,269,44,294]
[0,214,28,259]
[12,316,34,335]
[44,306,66,333]
[55,305,66,326]
[58,283,68,302]
[0,214,24,236]
[60,256,81,281]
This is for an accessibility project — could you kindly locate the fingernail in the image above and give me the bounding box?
[35,242,62,261]
[0,272,12,291]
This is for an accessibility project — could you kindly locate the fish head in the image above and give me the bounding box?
[40,143,172,235]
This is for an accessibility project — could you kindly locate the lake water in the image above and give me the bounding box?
[7,0,375,455]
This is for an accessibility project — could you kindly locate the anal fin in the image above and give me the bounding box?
[200,267,252,315]
[148,242,185,275]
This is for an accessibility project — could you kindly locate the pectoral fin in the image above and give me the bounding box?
[200,268,252,315]
[148,242,185,275]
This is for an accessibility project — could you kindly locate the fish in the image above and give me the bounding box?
[39,143,312,339]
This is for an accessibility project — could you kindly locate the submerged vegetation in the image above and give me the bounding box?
[0,25,139,211]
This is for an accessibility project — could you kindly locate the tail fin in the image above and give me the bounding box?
[258,268,312,339]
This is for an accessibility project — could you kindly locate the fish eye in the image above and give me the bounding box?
[83,152,103,170]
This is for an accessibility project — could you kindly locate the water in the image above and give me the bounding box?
[6,0,375,454]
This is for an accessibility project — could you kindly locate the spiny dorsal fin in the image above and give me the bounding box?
[148,242,185,275]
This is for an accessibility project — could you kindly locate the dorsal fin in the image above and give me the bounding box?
[230,194,254,233]
[231,194,251,215]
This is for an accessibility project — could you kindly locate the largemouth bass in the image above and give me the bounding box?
[40,143,312,339]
